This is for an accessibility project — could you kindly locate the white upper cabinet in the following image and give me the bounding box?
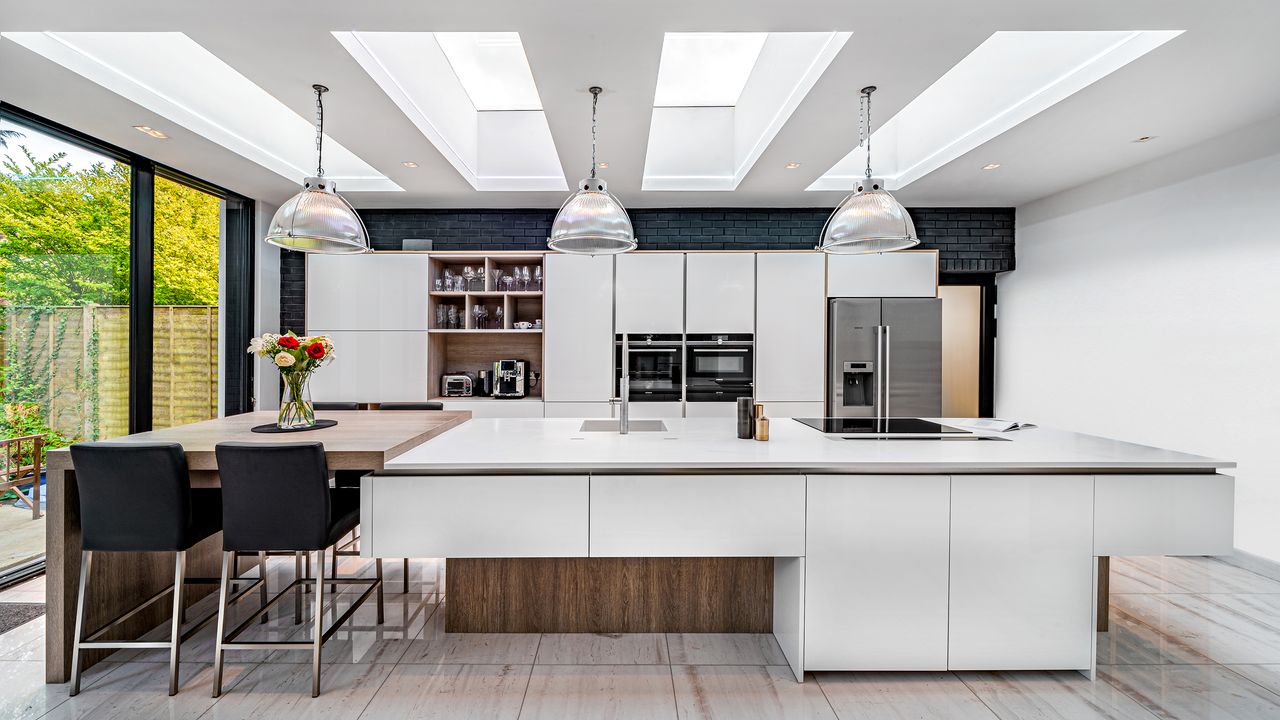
[755,253,826,402]
[685,253,755,333]
[306,254,431,331]
[615,253,685,333]
[307,330,429,403]
[826,251,937,298]
[543,254,615,402]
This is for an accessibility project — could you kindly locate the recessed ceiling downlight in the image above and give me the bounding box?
[982,163,1001,170]
[133,125,168,139]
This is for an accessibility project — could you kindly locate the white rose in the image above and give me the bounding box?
[274,352,296,367]
[246,337,264,354]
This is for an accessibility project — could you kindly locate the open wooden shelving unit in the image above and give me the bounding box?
[426,252,546,401]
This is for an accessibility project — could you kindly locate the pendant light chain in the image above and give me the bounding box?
[862,86,874,179]
[589,87,600,180]
[313,84,327,178]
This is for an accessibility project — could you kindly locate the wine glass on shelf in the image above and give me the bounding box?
[447,305,459,329]
[519,266,531,291]
[495,306,505,329]
[534,266,543,291]
[443,269,454,292]
[462,266,476,291]
[503,275,515,292]
[475,268,486,292]
[435,304,446,329]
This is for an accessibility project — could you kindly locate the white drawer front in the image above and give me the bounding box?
[589,474,805,557]
[1095,474,1234,556]
[439,400,545,418]
[361,475,588,558]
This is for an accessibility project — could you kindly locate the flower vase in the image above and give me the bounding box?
[278,371,316,429]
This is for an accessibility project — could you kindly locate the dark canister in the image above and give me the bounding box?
[737,397,755,439]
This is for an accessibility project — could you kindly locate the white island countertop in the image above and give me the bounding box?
[382,417,1233,473]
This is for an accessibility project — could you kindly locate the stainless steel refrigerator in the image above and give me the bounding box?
[827,298,942,418]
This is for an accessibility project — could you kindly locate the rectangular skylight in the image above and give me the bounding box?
[434,32,543,111]
[334,31,565,192]
[654,33,768,107]
[808,30,1183,192]
[1,31,400,191]
[643,31,851,191]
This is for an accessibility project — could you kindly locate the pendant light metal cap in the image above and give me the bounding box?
[547,177,637,255]
[819,177,919,255]
[265,176,371,255]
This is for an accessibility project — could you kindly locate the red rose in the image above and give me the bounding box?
[305,342,326,360]
[277,336,300,349]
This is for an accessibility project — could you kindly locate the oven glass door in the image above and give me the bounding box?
[616,336,683,402]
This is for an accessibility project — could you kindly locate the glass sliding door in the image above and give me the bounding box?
[151,175,221,429]
[0,116,131,571]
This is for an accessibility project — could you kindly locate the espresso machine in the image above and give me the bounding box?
[492,359,528,398]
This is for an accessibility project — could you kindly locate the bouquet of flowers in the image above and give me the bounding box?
[247,332,335,428]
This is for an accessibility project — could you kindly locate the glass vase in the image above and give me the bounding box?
[278,371,316,429]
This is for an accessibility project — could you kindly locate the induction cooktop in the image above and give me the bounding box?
[793,417,973,437]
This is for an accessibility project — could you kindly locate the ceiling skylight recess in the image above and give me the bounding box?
[1,31,400,191]
[334,31,566,192]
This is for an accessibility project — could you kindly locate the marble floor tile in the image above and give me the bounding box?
[536,633,669,665]
[1221,664,1280,697]
[1096,604,1215,665]
[120,590,305,665]
[0,574,46,604]
[0,615,44,661]
[1101,664,1280,720]
[959,670,1158,720]
[673,665,836,719]
[400,609,540,665]
[357,663,530,720]
[815,671,996,720]
[518,664,677,720]
[666,634,788,666]
[42,661,255,719]
[0,659,116,720]
[1110,592,1280,664]
[204,661,393,718]
[1109,559,1182,594]
[1117,556,1280,595]
[1194,593,1280,632]
[268,591,436,665]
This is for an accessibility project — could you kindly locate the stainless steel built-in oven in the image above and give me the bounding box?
[685,333,754,403]
[615,334,684,402]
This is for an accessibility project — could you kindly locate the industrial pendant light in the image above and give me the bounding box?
[266,84,371,255]
[548,86,636,255]
[819,86,919,254]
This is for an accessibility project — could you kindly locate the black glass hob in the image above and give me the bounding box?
[793,417,971,436]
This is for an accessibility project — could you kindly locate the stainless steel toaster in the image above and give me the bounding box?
[442,374,473,397]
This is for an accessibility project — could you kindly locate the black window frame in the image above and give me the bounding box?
[0,102,257,431]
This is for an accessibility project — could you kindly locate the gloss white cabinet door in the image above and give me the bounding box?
[589,474,805,557]
[948,475,1094,671]
[805,475,951,670]
[306,254,430,331]
[686,253,755,333]
[615,253,685,333]
[544,254,615,402]
[438,400,544,418]
[360,475,589,558]
[1095,474,1234,556]
[826,251,937,298]
[307,330,428,403]
[755,253,825,402]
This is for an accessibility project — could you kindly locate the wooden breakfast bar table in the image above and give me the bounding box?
[41,410,470,683]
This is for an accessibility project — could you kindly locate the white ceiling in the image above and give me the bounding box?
[1,0,1278,210]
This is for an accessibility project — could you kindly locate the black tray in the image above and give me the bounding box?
[249,418,338,434]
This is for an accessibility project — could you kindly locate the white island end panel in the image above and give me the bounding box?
[361,474,589,558]
[948,474,1094,671]
[1095,473,1234,556]
[589,474,805,557]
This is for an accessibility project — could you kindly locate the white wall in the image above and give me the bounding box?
[997,115,1280,561]
[253,202,281,410]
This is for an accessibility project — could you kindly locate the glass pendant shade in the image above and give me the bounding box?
[548,177,636,255]
[265,176,371,255]
[820,177,919,254]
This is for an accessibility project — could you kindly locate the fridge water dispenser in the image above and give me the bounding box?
[842,361,874,407]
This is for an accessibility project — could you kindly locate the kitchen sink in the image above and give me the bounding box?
[578,419,668,433]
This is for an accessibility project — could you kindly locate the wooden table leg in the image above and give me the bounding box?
[1097,556,1110,632]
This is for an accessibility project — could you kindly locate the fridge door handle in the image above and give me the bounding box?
[883,324,891,418]
[874,325,885,419]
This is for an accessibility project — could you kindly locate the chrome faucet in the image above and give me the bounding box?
[611,335,630,434]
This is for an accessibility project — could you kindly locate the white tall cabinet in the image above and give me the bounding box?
[543,254,615,409]
[686,253,755,333]
[615,253,685,333]
[755,253,825,415]
[307,254,431,402]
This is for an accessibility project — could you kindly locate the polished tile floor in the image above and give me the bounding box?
[3,555,1280,719]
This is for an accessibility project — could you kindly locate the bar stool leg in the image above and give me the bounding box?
[168,550,187,696]
[403,558,410,594]
[330,547,338,594]
[294,552,305,624]
[69,550,93,696]
[375,558,385,624]
[258,551,269,624]
[311,548,327,698]
[212,551,233,699]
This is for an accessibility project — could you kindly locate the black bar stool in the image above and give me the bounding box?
[313,402,360,411]
[375,401,444,410]
[68,442,258,696]
[211,442,383,698]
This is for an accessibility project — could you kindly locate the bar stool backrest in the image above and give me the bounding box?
[313,402,359,411]
[215,442,331,552]
[377,402,444,411]
[70,442,191,552]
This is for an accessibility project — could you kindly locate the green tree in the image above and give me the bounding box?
[154,177,221,305]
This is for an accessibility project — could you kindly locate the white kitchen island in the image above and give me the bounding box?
[363,417,1235,681]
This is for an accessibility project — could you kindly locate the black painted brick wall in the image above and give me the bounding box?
[280,207,1014,333]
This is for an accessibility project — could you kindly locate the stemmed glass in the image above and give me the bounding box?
[534,266,543,291]
[519,266,532,291]
[495,306,505,329]
[462,266,476,291]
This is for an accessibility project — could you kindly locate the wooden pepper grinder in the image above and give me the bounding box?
[754,402,770,441]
